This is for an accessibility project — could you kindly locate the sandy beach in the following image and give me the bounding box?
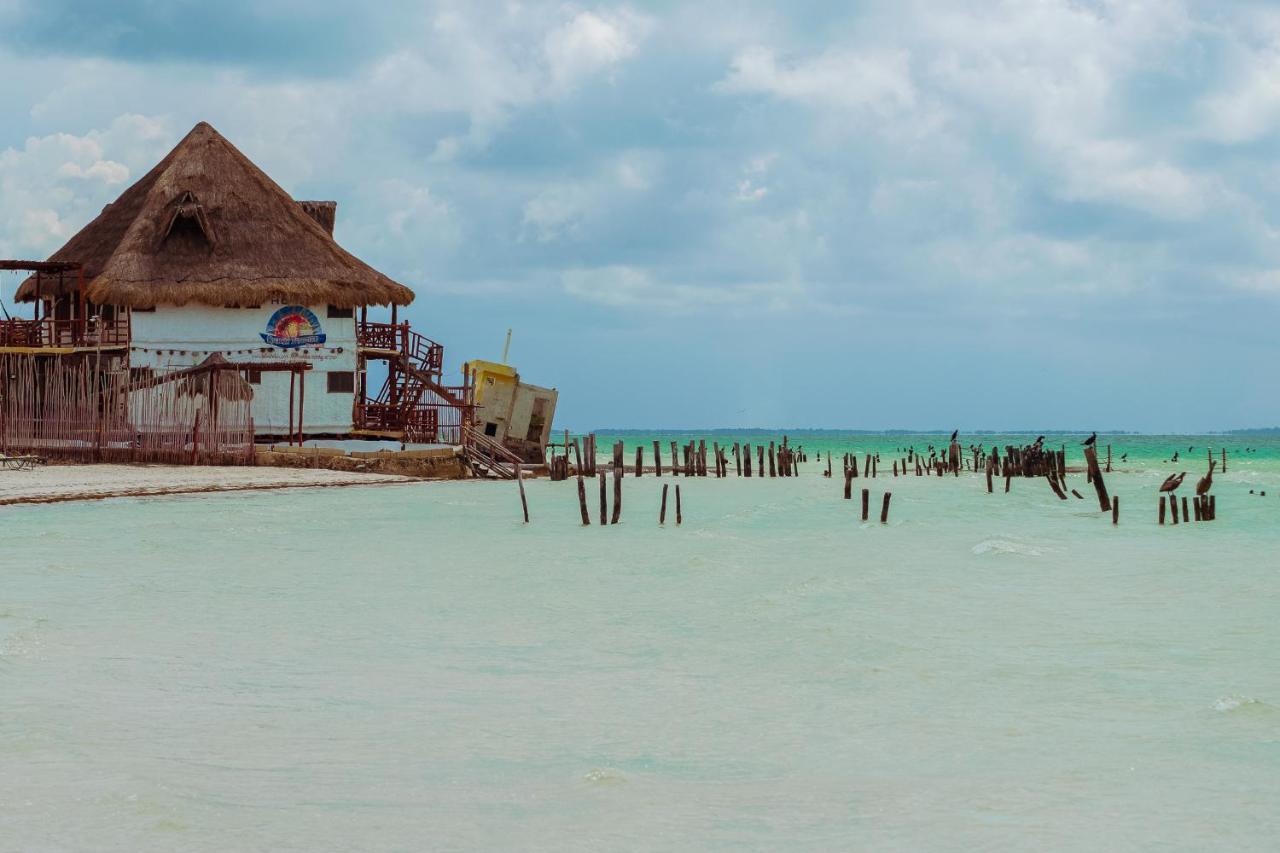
[0,463,410,506]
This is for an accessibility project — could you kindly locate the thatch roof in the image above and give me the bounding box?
[16,122,414,308]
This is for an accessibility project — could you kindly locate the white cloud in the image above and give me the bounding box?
[544,9,649,92]
[717,46,916,115]
[562,265,770,309]
[0,113,173,259]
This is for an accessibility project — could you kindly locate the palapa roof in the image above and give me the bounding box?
[16,121,414,308]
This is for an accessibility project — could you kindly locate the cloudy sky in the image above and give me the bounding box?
[2,0,1279,431]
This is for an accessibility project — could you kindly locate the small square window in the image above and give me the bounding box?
[326,305,354,319]
[484,422,498,437]
[244,369,262,385]
[327,371,355,393]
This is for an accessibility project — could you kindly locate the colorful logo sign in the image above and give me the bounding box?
[261,306,326,348]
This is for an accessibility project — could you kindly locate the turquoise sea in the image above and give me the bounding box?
[3,432,1279,850]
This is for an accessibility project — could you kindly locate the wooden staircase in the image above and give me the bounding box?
[356,322,474,444]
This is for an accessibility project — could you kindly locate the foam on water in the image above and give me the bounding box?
[3,436,1280,850]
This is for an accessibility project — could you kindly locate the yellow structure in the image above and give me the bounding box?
[464,358,558,462]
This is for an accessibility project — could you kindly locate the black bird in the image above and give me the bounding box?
[950,429,958,442]
[1034,435,1045,445]
[1160,472,1186,493]
[1082,432,1097,447]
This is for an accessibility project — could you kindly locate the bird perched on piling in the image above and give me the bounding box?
[1082,432,1097,447]
[1160,472,1186,493]
[950,429,958,442]
[1196,461,1215,496]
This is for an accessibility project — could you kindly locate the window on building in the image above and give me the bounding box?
[326,305,354,319]
[484,422,499,437]
[244,369,262,385]
[327,371,355,394]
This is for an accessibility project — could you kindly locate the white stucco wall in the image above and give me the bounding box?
[131,304,357,435]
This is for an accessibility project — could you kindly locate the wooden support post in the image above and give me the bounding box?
[1159,496,1167,525]
[1222,447,1227,472]
[671,441,679,476]
[880,492,892,524]
[611,466,622,524]
[613,441,624,477]
[599,472,607,526]
[1193,496,1203,522]
[573,439,582,475]
[986,460,993,494]
[768,442,776,478]
[734,442,742,477]
[743,443,752,477]
[1170,494,1180,524]
[1182,496,1190,523]
[288,368,296,447]
[1106,444,1112,473]
[844,468,853,499]
[757,445,764,477]
[1112,496,1119,525]
[654,440,662,477]
[660,483,669,525]
[675,484,682,525]
[577,475,590,525]
[515,462,529,523]
[861,488,870,522]
[1209,494,1216,521]
[635,445,643,477]
[1083,446,1112,512]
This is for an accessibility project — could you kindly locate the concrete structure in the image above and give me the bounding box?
[465,359,557,462]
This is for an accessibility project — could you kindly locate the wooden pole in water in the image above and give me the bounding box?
[573,439,582,475]
[635,445,643,477]
[1170,494,1180,524]
[1182,495,1190,523]
[844,467,853,499]
[880,492,892,523]
[653,440,662,477]
[599,472,607,525]
[1083,446,1112,512]
[986,460,993,494]
[611,466,622,524]
[1159,495,1166,525]
[1112,496,1119,525]
[757,445,765,477]
[861,488,869,522]
[733,442,741,477]
[768,442,776,478]
[675,484,682,525]
[1209,494,1216,521]
[515,462,529,523]
[660,483,668,525]
[671,441,679,477]
[743,444,752,477]
[577,475,590,524]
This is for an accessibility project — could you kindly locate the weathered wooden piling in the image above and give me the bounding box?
[744,444,753,477]
[734,442,742,477]
[1159,495,1166,525]
[613,441,624,477]
[844,468,853,500]
[1182,495,1190,522]
[611,466,622,524]
[1083,446,1112,513]
[768,442,777,478]
[1112,496,1119,525]
[599,472,607,526]
[515,462,529,523]
[573,439,582,475]
[1170,494,1180,525]
[1209,494,1216,520]
[660,483,668,525]
[675,484,683,525]
[635,445,643,477]
[670,441,679,477]
[861,488,870,522]
[986,460,994,493]
[577,475,590,525]
[757,445,765,477]
[881,492,892,523]
[654,440,662,477]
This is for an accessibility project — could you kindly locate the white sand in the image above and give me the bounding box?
[0,464,409,505]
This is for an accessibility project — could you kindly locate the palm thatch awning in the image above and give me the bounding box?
[16,122,414,309]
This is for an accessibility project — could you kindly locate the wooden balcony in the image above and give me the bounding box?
[0,316,131,350]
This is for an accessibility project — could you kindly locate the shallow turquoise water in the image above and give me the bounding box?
[3,440,1280,850]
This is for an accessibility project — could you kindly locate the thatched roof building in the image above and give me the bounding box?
[16,122,414,309]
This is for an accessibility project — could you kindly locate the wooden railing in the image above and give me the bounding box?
[460,424,524,479]
[0,316,130,348]
[356,321,444,373]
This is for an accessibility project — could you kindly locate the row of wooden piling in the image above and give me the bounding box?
[1159,494,1217,524]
